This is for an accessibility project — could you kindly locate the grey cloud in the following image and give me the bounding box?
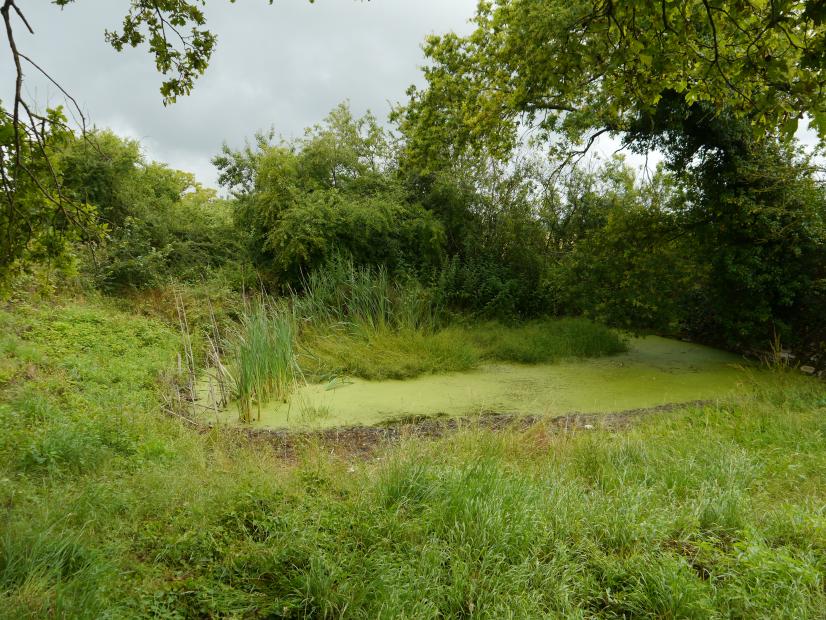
[2,0,477,186]
[6,2,817,188]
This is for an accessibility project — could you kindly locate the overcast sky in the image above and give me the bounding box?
[1,0,478,187]
[3,1,820,188]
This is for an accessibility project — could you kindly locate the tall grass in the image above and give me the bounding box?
[461,317,628,363]
[286,259,628,381]
[227,299,300,423]
[0,523,111,618]
[4,295,826,616]
[293,258,440,334]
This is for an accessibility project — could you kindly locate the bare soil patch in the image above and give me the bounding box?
[204,400,712,460]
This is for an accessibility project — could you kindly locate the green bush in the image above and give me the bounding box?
[265,190,445,287]
[683,142,826,352]
[217,104,446,289]
[58,131,246,291]
[547,192,698,334]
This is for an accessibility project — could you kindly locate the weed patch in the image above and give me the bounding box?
[2,295,824,616]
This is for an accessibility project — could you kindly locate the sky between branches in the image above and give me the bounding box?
[1,0,819,188]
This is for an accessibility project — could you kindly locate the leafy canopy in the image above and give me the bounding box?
[50,0,299,104]
[401,0,826,168]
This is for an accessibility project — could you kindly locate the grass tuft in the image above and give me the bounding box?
[293,258,439,334]
[227,299,300,423]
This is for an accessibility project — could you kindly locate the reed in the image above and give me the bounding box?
[292,258,440,334]
[227,299,300,423]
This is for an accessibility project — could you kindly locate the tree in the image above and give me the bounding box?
[400,0,826,169]
[0,107,99,281]
[59,130,241,289]
[548,162,698,332]
[1,0,309,282]
[680,136,826,349]
[399,0,826,350]
[624,90,826,349]
[214,104,444,287]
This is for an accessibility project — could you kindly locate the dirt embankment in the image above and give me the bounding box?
[206,400,712,460]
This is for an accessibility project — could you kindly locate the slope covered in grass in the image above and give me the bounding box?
[299,318,627,382]
[1,296,825,617]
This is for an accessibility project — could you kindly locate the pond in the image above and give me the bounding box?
[201,336,760,430]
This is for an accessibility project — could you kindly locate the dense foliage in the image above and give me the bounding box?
[213,105,445,287]
[0,107,96,282]
[64,131,242,290]
[400,0,826,169]
[2,103,823,355]
[3,2,825,356]
[0,124,242,292]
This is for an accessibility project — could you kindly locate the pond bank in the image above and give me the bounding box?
[215,400,712,460]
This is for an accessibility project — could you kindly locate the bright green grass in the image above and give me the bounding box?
[2,296,826,618]
[460,317,630,363]
[300,318,626,381]
[298,325,479,381]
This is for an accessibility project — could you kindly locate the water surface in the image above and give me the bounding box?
[204,336,756,430]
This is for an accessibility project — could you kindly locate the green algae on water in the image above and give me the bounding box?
[204,336,757,430]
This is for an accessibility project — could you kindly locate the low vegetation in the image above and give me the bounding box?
[1,295,824,617]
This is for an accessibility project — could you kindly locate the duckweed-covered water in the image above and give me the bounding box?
[204,336,758,430]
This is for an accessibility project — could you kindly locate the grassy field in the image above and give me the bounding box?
[2,296,826,618]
